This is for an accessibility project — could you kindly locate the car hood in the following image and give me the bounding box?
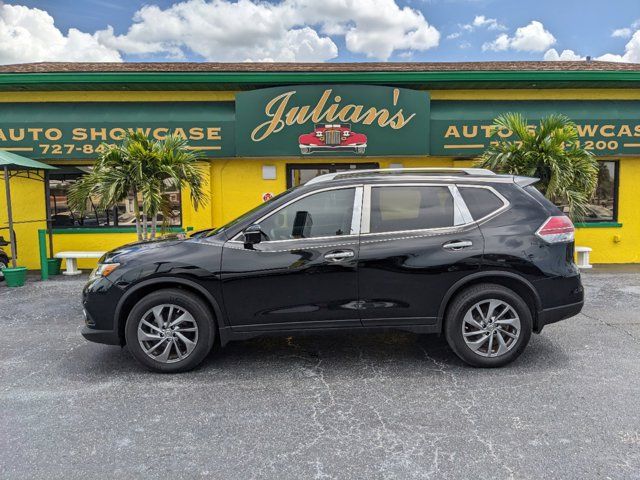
[98,236,226,287]
[101,238,189,264]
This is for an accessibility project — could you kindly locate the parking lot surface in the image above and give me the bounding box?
[1,268,640,479]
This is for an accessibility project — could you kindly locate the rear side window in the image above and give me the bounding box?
[459,187,504,220]
[370,186,454,233]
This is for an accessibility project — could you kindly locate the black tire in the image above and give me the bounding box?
[444,283,532,368]
[125,288,216,373]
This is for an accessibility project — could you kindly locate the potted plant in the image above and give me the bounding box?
[0,236,26,287]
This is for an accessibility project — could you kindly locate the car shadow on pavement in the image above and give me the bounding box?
[76,329,570,378]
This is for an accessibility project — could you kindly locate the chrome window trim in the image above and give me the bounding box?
[449,185,474,225]
[455,184,510,224]
[230,184,363,244]
[360,224,469,240]
[305,167,496,185]
[358,182,510,237]
[361,185,372,234]
[227,182,510,244]
[350,186,364,235]
[225,238,360,251]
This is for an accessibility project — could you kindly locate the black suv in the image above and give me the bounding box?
[82,168,583,372]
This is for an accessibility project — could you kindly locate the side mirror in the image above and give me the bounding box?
[243,224,264,248]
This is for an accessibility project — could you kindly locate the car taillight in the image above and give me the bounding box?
[535,215,575,243]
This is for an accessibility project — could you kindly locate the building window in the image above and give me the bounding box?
[48,166,182,228]
[583,161,618,223]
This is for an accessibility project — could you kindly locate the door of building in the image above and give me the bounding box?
[286,163,379,188]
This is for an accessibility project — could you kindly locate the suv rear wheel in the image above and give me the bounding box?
[444,284,532,367]
[125,289,215,373]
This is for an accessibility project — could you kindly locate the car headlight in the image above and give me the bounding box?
[90,262,120,280]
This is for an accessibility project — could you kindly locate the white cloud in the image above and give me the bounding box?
[0,3,122,64]
[97,0,440,62]
[483,20,555,52]
[596,30,640,63]
[543,48,584,61]
[451,14,505,39]
[612,28,632,39]
[0,0,440,64]
[470,15,505,31]
[483,33,510,51]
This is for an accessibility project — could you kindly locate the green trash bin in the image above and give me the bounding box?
[3,266,27,287]
[47,258,62,276]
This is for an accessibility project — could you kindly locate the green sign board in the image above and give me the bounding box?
[431,100,640,157]
[0,102,235,159]
[3,94,639,161]
[235,85,430,157]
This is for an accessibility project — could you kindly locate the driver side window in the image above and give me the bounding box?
[259,188,356,241]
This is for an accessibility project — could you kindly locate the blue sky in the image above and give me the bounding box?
[1,0,639,63]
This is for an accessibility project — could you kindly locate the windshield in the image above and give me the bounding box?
[205,188,293,237]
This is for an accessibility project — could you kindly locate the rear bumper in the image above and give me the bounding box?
[536,300,584,332]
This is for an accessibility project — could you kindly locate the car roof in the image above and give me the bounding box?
[304,168,536,186]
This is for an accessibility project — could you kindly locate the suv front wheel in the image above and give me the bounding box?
[125,289,216,373]
[444,284,532,368]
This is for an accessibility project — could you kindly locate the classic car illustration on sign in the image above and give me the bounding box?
[298,124,367,154]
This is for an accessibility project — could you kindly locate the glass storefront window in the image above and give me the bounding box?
[583,161,618,223]
[553,161,618,222]
[48,166,182,228]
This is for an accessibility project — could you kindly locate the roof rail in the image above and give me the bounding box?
[305,167,496,185]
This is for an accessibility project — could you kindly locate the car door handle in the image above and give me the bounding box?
[324,250,355,261]
[442,240,473,250]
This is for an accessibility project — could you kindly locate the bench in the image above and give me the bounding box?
[55,251,106,275]
[575,246,592,269]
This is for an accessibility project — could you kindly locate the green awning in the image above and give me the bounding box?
[0,149,56,170]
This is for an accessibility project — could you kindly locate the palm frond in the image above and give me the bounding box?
[476,112,599,220]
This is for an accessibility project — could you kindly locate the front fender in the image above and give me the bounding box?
[114,276,227,342]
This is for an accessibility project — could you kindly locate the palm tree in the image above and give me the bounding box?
[68,132,208,241]
[476,113,599,220]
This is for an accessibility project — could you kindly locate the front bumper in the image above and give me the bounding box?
[81,275,124,345]
[81,304,121,345]
[299,143,367,154]
[81,325,120,345]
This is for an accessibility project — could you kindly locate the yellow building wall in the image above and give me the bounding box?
[0,165,212,271]
[0,172,46,270]
[575,157,639,264]
[210,156,455,225]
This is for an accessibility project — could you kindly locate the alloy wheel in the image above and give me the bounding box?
[461,299,521,358]
[137,304,199,364]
